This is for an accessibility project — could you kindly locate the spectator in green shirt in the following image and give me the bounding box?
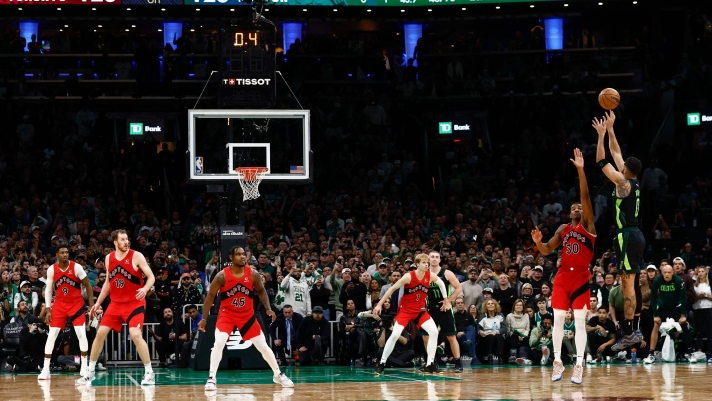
[528,313,554,365]
[645,264,690,362]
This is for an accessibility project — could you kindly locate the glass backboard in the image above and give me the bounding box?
[187,109,311,184]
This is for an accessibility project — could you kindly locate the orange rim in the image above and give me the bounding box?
[234,167,269,181]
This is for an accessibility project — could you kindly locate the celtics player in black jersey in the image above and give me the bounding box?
[423,251,464,372]
[593,111,645,351]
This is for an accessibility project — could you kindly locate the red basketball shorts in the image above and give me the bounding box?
[551,267,591,311]
[101,302,145,332]
[395,308,431,329]
[215,312,262,341]
[50,300,87,329]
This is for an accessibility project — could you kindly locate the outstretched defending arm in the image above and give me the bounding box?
[571,148,596,235]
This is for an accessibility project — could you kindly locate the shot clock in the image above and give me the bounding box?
[219,26,276,107]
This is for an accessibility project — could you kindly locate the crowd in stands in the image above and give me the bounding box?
[1,8,712,372]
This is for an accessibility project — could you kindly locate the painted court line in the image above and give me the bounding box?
[380,373,427,383]
[391,368,464,380]
[124,373,140,387]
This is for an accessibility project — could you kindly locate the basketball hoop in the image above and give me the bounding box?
[234,167,269,201]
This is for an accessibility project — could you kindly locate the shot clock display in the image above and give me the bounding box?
[219,26,276,107]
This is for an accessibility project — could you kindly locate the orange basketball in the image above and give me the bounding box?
[598,88,620,110]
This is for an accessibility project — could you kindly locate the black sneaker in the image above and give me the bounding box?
[373,363,385,375]
[422,363,442,374]
[454,358,463,372]
[419,364,428,373]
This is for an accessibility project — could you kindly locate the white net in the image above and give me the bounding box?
[234,168,268,201]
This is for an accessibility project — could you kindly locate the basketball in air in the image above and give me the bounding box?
[598,88,620,110]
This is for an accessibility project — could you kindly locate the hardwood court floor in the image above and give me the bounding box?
[3,362,709,401]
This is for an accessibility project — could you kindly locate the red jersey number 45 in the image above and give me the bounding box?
[232,298,246,308]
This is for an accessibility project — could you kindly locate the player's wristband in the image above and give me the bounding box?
[597,160,610,170]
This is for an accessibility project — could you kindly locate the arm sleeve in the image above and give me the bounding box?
[76,265,87,280]
[45,268,55,308]
[32,292,39,309]
[13,293,19,309]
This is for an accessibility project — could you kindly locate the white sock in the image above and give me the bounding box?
[250,333,281,376]
[552,309,566,363]
[81,355,88,370]
[574,309,589,366]
[421,319,439,366]
[209,330,229,379]
[43,357,50,371]
[380,323,406,365]
[144,363,153,374]
[88,360,97,372]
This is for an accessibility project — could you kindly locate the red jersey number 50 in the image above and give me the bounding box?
[565,243,580,255]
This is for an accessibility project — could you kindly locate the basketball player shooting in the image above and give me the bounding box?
[39,244,95,380]
[198,246,293,391]
[372,253,451,376]
[594,111,645,352]
[77,229,156,386]
[531,148,595,385]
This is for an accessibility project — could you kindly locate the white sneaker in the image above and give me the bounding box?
[76,370,96,386]
[516,357,532,365]
[140,372,155,386]
[643,354,656,364]
[204,377,217,391]
[551,360,565,382]
[570,364,583,385]
[616,351,627,361]
[38,369,50,380]
[585,354,593,364]
[95,363,107,371]
[273,373,294,388]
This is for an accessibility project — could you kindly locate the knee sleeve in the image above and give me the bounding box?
[45,327,61,355]
[213,329,229,348]
[74,325,88,352]
[634,277,642,315]
[553,309,567,325]
[420,319,439,338]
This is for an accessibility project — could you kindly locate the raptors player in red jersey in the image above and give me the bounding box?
[532,148,596,385]
[198,246,293,391]
[77,229,156,386]
[38,244,95,380]
[372,253,451,375]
